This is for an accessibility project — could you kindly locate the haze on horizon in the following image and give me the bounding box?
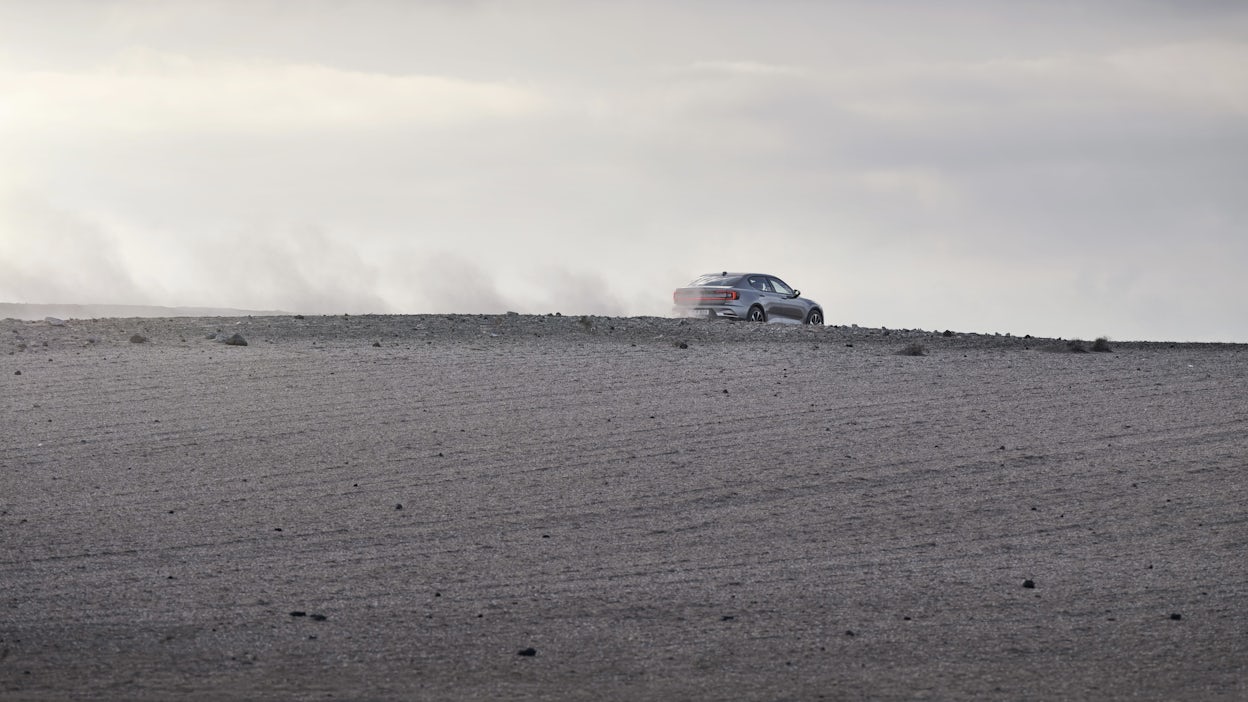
[2,1,1246,342]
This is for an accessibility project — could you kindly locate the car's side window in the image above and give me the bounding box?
[748,276,771,292]
[769,278,793,295]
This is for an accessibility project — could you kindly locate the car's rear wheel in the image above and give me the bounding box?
[747,305,766,323]
[804,309,823,325]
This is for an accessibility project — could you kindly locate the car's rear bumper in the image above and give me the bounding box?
[675,305,745,319]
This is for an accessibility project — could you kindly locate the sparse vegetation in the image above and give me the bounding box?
[1092,336,1113,353]
[1067,339,1089,353]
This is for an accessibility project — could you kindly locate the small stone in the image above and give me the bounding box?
[395,504,403,510]
[678,342,688,349]
[1023,579,1036,589]
[222,333,248,346]
[1170,613,1182,621]
[310,614,327,621]
[517,647,537,656]
[129,334,148,343]
[373,341,381,347]
[845,630,855,636]
[290,611,307,617]
[13,370,19,375]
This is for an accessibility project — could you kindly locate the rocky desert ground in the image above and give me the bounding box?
[1,313,1245,700]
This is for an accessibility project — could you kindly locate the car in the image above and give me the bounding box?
[673,272,824,324]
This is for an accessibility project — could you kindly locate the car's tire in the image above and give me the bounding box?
[804,308,824,325]
[747,305,767,323]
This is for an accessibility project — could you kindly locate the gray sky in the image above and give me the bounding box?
[2,0,1246,341]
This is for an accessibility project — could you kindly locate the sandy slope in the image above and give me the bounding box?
[2,315,1245,700]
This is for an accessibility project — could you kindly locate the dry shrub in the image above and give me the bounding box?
[1067,339,1088,353]
[898,342,927,356]
[1092,336,1113,353]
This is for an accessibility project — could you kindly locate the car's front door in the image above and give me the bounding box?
[767,277,803,320]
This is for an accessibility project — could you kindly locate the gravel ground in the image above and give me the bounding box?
[2,314,1246,700]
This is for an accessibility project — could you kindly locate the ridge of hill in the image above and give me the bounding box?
[0,302,289,320]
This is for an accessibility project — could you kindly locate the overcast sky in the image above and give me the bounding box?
[2,1,1246,341]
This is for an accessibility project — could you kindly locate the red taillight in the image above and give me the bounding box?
[674,288,738,302]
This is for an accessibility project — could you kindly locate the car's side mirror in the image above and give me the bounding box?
[790,290,801,299]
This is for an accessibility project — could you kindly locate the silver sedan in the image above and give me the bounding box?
[673,272,824,324]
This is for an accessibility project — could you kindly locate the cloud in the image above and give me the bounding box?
[1,2,1246,341]
[683,61,807,78]
[1,47,546,137]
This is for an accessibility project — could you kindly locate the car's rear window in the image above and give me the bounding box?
[688,275,739,287]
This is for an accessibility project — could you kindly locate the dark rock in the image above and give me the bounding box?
[678,342,688,349]
[310,614,327,621]
[1170,613,1182,621]
[1023,579,1036,589]
[223,333,248,346]
[845,630,855,636]
[129,334,148,344]
[13,370,19,375]
[395,503,403,510]
[517,647,537,656]
[898,342,927,356]
[373,341,382,347]
[290,611,307,617]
